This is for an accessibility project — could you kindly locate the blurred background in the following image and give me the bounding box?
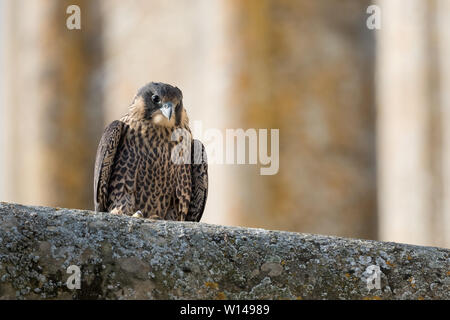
[0,0,449,248]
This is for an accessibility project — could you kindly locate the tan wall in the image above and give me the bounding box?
[2,0,449,247]
[226,0,377,239]
[0,0,377,239]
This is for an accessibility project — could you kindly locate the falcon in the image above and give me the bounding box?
[94,82,208,221]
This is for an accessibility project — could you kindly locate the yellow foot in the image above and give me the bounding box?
[132,210,144,218]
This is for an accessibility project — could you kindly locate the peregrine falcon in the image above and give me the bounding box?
[94,82,208,221]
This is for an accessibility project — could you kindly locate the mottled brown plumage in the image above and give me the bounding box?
[94,82,208,221]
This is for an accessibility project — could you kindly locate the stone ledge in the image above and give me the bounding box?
[0,202,448,300]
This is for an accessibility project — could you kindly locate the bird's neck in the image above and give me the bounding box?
[121,114,191,139]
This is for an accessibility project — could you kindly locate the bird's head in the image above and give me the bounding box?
[130,82,185,127]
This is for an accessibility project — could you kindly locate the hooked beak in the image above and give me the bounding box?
[160,102,173,120]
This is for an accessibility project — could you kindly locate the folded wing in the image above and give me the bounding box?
[94,120,124,213]
[186,139,208,221]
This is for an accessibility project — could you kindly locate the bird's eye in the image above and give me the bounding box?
[151,95,161,104]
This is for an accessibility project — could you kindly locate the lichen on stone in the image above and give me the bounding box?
[0,202,449,300]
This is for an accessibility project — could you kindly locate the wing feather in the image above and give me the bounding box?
[186,139,208,222]
[93,120,124,212]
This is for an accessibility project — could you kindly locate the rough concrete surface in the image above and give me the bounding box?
[0,202,448,300]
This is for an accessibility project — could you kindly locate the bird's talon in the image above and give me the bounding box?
[132,211,144,218]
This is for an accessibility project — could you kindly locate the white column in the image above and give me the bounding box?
[437,0,450,247]
[0,0,4,199]
[376,0,433,245]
